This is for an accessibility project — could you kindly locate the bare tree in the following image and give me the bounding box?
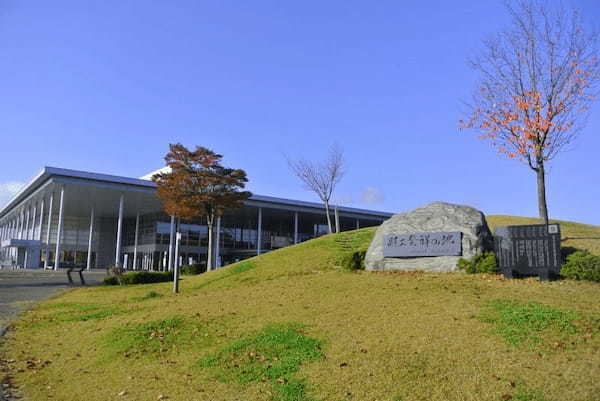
[460,0,600,224]
[287,144,345,234]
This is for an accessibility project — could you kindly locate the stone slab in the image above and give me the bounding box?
[365,202,493,272]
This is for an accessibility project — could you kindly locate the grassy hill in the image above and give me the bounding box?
[1,216,600,401]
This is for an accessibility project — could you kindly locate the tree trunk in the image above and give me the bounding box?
[324,201,333,234]
[206,217,214,272]
[334,205,340,233]
[536,160,549,225]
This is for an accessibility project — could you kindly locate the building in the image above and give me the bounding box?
[0,167,392,270]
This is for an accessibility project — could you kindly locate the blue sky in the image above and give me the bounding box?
[1,1,599,224]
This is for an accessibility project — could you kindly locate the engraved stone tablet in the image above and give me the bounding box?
[365,202,493,272]
[383,232,462,257]
[494,224,561,281]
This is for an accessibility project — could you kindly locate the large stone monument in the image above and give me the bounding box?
[494,224,562,281]
[365,202,493,272]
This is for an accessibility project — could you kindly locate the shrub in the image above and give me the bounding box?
[457,252,497,274]
[103,271,174,285]
[560,246,580,262]
[107,266,125,276]
[339,250,366,270]
[103,275,119,285]
[561,250,600,282]
[181,263,206,275]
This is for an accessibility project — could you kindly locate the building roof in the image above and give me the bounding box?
[0,167,394,220]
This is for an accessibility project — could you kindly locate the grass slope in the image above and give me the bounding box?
[1,217,600,401]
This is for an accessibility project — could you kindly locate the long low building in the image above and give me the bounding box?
[0,167,392,270]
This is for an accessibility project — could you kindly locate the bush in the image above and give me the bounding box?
[560,246,580,263]
[181,263,206,275]
[457,252,497,274]
[103,275,119,285]
[103,271,174,286]
[561,250,600,282]
[339,250,366,270]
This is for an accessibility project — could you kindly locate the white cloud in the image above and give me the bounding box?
[361,187,384,204]
[0,181,24,208]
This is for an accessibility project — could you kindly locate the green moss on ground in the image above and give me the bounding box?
[199,323,324,401]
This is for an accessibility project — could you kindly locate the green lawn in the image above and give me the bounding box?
[1,216,599,401]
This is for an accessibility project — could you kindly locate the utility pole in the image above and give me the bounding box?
[173,232,181,293]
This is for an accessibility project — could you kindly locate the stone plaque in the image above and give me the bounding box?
[383,232,462,257]
[494,224,561,281]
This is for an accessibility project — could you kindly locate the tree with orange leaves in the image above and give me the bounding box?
[153,144,251,271]
[461,0,599,224]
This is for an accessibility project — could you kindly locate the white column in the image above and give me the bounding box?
[168,216,175,271]
[86,207,95,270]
[215,217,221,268]
[54,186,65,271]
[294,212,299,244]
[31,203,37,241]
[17,210,23,239]
[257,207,262,255]
[133,212,140,270]
[26,207,32,240]
[44,193,54,269]
[356,219,360,230]
[37,200,44,241]
[115,194,124,268]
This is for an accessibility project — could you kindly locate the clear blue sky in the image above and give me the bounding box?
[1,0,599,224]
